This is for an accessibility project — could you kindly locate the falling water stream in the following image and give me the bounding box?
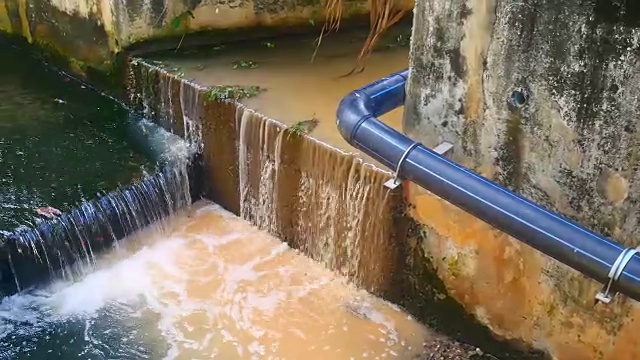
[0,39,151,230]
[1,24,438,359]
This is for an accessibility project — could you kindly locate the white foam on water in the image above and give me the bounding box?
[0,201,430,359]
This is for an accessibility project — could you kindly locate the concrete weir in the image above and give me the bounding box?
[2,0,638,357]
[125,6,640,354]
[0,0,413,73]
[125,53,548,359]
[126,58,406,298]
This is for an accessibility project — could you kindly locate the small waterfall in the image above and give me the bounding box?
[0,112,201,298]
[126,59,205,150]
[296,139,398,292]
[235,107,402,294]
[127,58,405,296]
[179,81,204,150]
[0,164,193,297]
[237,109,281,234]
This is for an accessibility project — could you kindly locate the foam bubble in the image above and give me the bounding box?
[0,201,430,359]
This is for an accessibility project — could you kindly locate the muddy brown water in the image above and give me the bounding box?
[1,200,433,359]
[116,28,501,359]
[149,29,409,165]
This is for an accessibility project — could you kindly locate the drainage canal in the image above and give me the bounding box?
[0,34,438,359]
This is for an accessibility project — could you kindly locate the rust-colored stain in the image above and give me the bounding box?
[409,184,540,332]
[407,182,640,360]
[0,0,12,32]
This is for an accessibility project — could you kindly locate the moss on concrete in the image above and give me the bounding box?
[389,202,549,360]
[404,0,640,358]
[0,0,13,32]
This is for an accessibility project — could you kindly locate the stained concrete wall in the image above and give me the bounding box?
[404,0,640,359]
[125,58,548,360]
[0,0,412,73]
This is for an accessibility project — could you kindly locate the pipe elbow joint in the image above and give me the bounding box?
[336,69,409,144]
[336,91,370,144]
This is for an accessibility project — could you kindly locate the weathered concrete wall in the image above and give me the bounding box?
[0,0,413,72]
[126,57,545,360]
[404,0,640,359]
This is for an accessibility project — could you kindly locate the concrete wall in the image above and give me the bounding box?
[0,0,413,72]
[126,59,548,360]
[404,0,640,359]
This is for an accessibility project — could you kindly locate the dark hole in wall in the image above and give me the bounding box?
[594,0,640,27]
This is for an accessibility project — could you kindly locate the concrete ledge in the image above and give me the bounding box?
[0,0,413,75]
[126,56,549,360]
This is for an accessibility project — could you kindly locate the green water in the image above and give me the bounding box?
[0,41,167,359]
[0,41,151,231]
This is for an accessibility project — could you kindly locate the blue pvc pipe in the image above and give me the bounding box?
[337,68,640,302]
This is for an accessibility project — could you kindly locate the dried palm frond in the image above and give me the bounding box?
[311,0,345,63]
[346,0,407,76]
[313,0,408,76]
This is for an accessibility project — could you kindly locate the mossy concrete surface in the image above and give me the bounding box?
[0,0,413,76]
[404,0,640,359]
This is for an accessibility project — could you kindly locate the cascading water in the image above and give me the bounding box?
[128,59,206,149]
[0,50,213,358]
[127,57,406,295]
[0,41,492,360]
[0,41,152,231]
[0,116,198,298]
[0,159,193,297]
[234,106,401,294]
[0,201,432,360]
[237,108,281,234]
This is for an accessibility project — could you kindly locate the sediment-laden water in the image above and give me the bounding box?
[0,22,505,360]
[0,40,151,230]
[128,30,408,294]
[0,201,431,359]
[142,24,410,162]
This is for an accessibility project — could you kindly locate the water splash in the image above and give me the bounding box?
[235,106,401,294]
[0,164,193,298]
[127,59,206,152]
[0,202,430,359]
[127,115,196,165]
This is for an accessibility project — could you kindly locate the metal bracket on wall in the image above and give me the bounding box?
[384,141,454,189]
[595,247,640,304]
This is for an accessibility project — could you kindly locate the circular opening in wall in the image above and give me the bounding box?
[508,88,529,109]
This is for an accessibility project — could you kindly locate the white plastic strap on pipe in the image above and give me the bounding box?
[384,142,420,189]
[595,246,640,304]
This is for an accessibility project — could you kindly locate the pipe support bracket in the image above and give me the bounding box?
[384,142,420,189]
[384,141,453,189]
[596,247,640,304]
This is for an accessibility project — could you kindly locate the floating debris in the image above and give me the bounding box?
[35,206,62,219]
